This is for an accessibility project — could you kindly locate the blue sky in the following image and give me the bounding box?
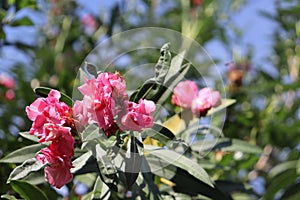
[205,0,279,77]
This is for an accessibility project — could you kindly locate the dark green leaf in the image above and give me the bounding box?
[264,168,297,200]
[10,180,48,200]
[0,144,44,163]
[8,158,44,182]
[171,168,230,199]
[142,123,176,145]
[125,135,143,188]
[281,183,300,200]
[141,157,161,199]
[34,87,73,107]
[10,17,34,26]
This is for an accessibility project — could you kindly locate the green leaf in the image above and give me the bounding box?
[125,135,143,188]
[206,99,236,116]
[191,138,262,154]
[10,180,48,200]
[280,183,300,200]
[142,123,176,145]
[10,17,34,26]
[23,170,45,185]
[155,63,191,107]
[130,43,171,103]
[164,50,186,83]
[19,132,38,142]
[0,143,44,163]
[264,168,297,200]
[145,145,214,187]
[154,43,171,84]
[82,176,111,200]
[140,158,162,199]
[269,160,298,178]
[0,194,18,200]
[84,140,118,192]
[80,124,100,143]
[7,158,44,182]
[75,173,97,188]
[91,176,103,199]
[81,61,98,78]
[130,79,157,103]
[71,151,92,173]
[34,87,73,107]
[145,155,176,179]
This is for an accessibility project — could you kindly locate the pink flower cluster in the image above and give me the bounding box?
[73,72,156,137]
[172,80,221,116]
[0,73,15,101]
[26,90,75,188]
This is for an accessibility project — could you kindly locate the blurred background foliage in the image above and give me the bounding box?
[0,0,300,199]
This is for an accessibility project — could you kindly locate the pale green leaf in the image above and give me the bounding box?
[145,145,214,187]
[8,158,44,182]
[206,99,236,116]
[19,132,38,142]
[71,151,92,173]
[0,144,44,163]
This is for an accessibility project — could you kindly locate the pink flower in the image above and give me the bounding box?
[26,90,73,140]
[37,148,73,189]
[73,100,89,126]
[76,72,128,137]
[191,87,221,116]
[26,89,75,188]
[172,80,198,109]
[0,74,14,89]
[5,89,15,100]
[121,99,156,132]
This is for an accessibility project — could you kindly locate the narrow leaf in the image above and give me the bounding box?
[80,124,100,143]
[0,144,44,163]
[125,135,143,188]
[269,160,298,178]
[71,151,92,173]
[1,194,18,200]
[8,158,44,182]
[164,50,186,83]
[19,132,38,142]
[142,123,176,145]
[155,43,171,84]
[145,145,214,187]
[206,99,236,116]
[10,180,48,200]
